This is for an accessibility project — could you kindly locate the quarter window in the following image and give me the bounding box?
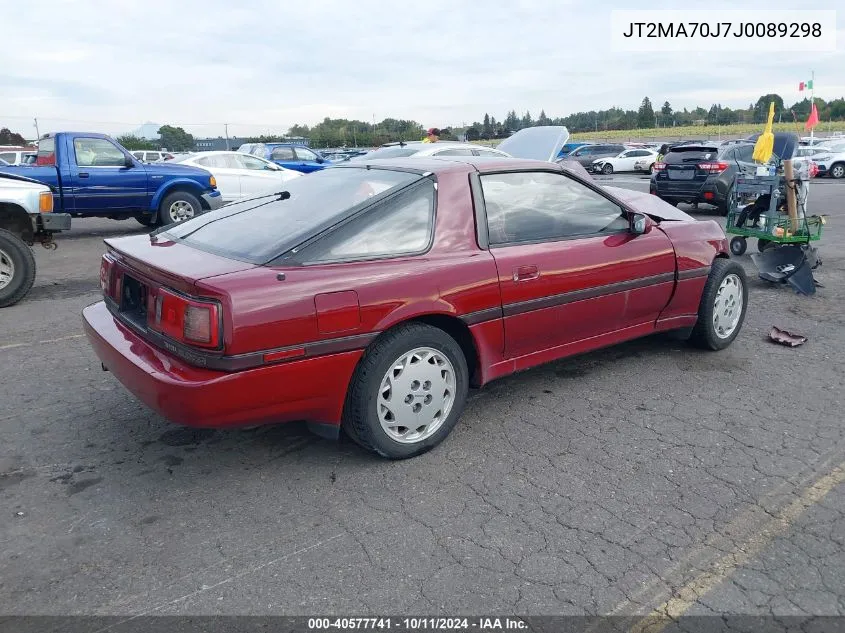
[301,182,435,263]
[480,171,627,245]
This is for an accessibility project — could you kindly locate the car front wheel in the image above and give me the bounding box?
[602,163,614,175]
[829,163,845,179]
[343,323,469,459]
[0,228,37,308]
[688,258,748,350]
[159,191,202,225]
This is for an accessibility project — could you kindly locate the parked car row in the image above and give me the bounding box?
[560,143,659,174]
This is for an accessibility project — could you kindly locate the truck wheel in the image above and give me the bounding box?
[158,191,202,225]
[0,228,37,308]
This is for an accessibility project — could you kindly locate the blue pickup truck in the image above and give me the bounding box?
[0,132,222,226]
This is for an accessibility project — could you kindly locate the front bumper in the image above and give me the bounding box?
[202,191,224,210]
[33,212,71,233]
[82,301,360,429]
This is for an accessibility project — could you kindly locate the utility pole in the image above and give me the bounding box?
[33,117,40,140]
[224,123,230,150]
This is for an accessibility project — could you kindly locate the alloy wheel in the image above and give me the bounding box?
[713,273,743,339]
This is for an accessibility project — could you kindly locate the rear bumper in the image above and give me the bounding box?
[202,191,224,210]
[651,179,726,204]
[82,301,360,429]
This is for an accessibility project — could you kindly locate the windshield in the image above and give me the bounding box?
[164,167,422,263]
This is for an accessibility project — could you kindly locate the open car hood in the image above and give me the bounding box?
[604,186,696,222]
[496,126,570,162]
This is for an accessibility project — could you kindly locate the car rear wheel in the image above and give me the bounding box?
[0,228,36,308]
[602,164,614,175]
[343,323,469,459]
[688,259,748,351]
[159,191,201,225]
[648,163,655,174]
[830,163,845,179]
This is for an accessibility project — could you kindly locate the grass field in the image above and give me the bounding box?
[474,122,845,146]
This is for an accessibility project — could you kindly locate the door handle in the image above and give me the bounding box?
[78,172,89,178]
[513,265,539,282]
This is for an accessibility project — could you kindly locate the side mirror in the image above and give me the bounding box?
[124,155,135,168]
[316,156,325,164]
[630,212,648,235]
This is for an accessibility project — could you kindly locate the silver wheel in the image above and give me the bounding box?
[168,200,196,222]
[713,273,743,339]
[831,164,845,179]
[0,247,14,291]
[377,346,456,444]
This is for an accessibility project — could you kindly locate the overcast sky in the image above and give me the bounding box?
[3,0,843,138]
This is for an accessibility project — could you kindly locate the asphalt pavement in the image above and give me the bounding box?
[1,176,844,620]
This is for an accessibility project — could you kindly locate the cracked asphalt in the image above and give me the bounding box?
[1,177,844,618]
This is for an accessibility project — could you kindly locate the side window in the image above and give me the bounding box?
[737,145,754,162]
[475,149,506,157]
[300,183,435,263]
[435,148,475,156]
[271,147,295,161]
[237,155,269,170]
[481,171,627,245]
[631,150,649,157]
[294,147,318,161]
[74,138,126,167]
[132,151,144,160]
[0,152,15,163]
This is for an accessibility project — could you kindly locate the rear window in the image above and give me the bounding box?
[36,138,56,166]
[164,167,423,263]
[663,146,719,164]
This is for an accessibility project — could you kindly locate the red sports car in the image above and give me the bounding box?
[84,132,747,459]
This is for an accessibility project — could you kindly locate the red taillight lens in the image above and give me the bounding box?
[697,161,729,174]
[652,162,666,171]
[148,287,220,348]
[810,162,819,178]
[99,255,122,301]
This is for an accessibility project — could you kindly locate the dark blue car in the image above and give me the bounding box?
[237,143,331,173]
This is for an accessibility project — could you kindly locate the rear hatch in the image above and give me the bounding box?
[654,145,720,195]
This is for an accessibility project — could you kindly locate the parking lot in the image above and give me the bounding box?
[2,176,844,618]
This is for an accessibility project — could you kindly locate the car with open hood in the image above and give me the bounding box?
[83,126,745,459]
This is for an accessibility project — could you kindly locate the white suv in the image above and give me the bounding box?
[811,142,845,179]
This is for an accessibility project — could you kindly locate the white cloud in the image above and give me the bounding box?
[2,0,843,137]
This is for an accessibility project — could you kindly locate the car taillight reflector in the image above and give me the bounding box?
[653,162,666,171]
[99,255,121,301]
[148,287,220,349]
[697,161,729,173]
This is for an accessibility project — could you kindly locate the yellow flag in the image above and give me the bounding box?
[753,102,775,163]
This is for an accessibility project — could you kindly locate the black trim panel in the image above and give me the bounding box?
[460,306,504,326]
[502,272,676,318]
[677,266,711,281]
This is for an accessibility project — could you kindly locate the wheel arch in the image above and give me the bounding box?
[150,180,206,211]
[0,202,35,243]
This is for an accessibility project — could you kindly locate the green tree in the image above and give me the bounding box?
[637,97,655,128]
[537,109,550,126]
[157,125,194,151]
[0,127,27,145]
[521,111,534,128]
[116,134,156,151]
[482,113,491,139]
[753,94,784,123]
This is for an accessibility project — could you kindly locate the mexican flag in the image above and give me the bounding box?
[799,80,814,91]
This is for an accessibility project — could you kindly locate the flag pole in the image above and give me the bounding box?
[810,70,815,143]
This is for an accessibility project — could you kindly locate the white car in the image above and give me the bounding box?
[811,143,845,179]
[131,150,173,163]
[172,151,302,203]
[352,141,510,160]
[0,148,37,165]
[591,148,658,175]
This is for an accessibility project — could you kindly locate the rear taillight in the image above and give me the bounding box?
[148,287,220,349]
[99,254,121,301]
[810,162,819,178]
[697,161,729,174]
[652,162,666,171]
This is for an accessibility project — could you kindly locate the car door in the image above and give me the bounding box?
[234,153,288,197]
[269,146,298,171]
[478,169,676,362]
[292,146,325,172]
[69,136,148,214]
[614,150,638,171]
[195,155,241,202]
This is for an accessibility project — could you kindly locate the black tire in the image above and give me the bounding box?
[757,238,772,252]
[602,163,614,175]
[648,163,655,174]
[729,236,747,256]
[342,322,469,459]
[135,214,157,227]
[688,258,748,351]
[158,190,202,226]
[0,228,37,308]
[829,162,845,179]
